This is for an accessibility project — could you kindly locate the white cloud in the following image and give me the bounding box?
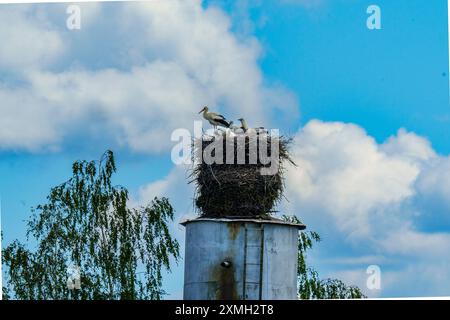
[0,6,64,71]
[133,118,450,297]
[285,120,422,239]
[381,128,436,162]
[379,227,450,258]
[15,63,210,152]
[0,1,298,152]
[134,165,194,213]
[416,156,450,209]
[0,86,64,151]
[283,120,450,244]
[282,119,450,296]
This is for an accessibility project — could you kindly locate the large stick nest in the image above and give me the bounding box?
[189,132,295,218]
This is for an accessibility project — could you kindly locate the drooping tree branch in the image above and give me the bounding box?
[2,151,180,300]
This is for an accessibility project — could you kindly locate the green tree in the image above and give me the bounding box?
[282,215,366,299]
[2,151,180,300]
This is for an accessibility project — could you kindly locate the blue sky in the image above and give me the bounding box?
[215,0,449,151]
[1,0,449,298]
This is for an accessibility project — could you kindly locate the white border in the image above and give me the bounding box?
[0,198,2,300]
[0,0,449,302]
[0,0,133,3]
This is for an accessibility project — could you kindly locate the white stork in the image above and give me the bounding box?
[238,118,249,133]
[238,118,267,135]
[199,106,230,130]
[228,121,241,131]
[255,127,268,135]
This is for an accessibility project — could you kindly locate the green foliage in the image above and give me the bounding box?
[2,151,180,300]
[282,215,366,299]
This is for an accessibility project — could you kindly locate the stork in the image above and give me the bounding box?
[199,106,230,130]
[228,121,241,132]
[238,118,268,135]
[255,127,268,135]
[238,118,249,133]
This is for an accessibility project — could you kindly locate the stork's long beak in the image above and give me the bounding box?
[198,107,205,114]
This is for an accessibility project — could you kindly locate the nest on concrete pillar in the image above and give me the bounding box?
[189,132,295,218]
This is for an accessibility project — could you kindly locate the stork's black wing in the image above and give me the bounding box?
[216,118,230,127]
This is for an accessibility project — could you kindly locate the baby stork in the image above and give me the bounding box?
[238,118,249,133]
[238,118,268,135]
[228,121,240,132]
[199,106,231,130]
